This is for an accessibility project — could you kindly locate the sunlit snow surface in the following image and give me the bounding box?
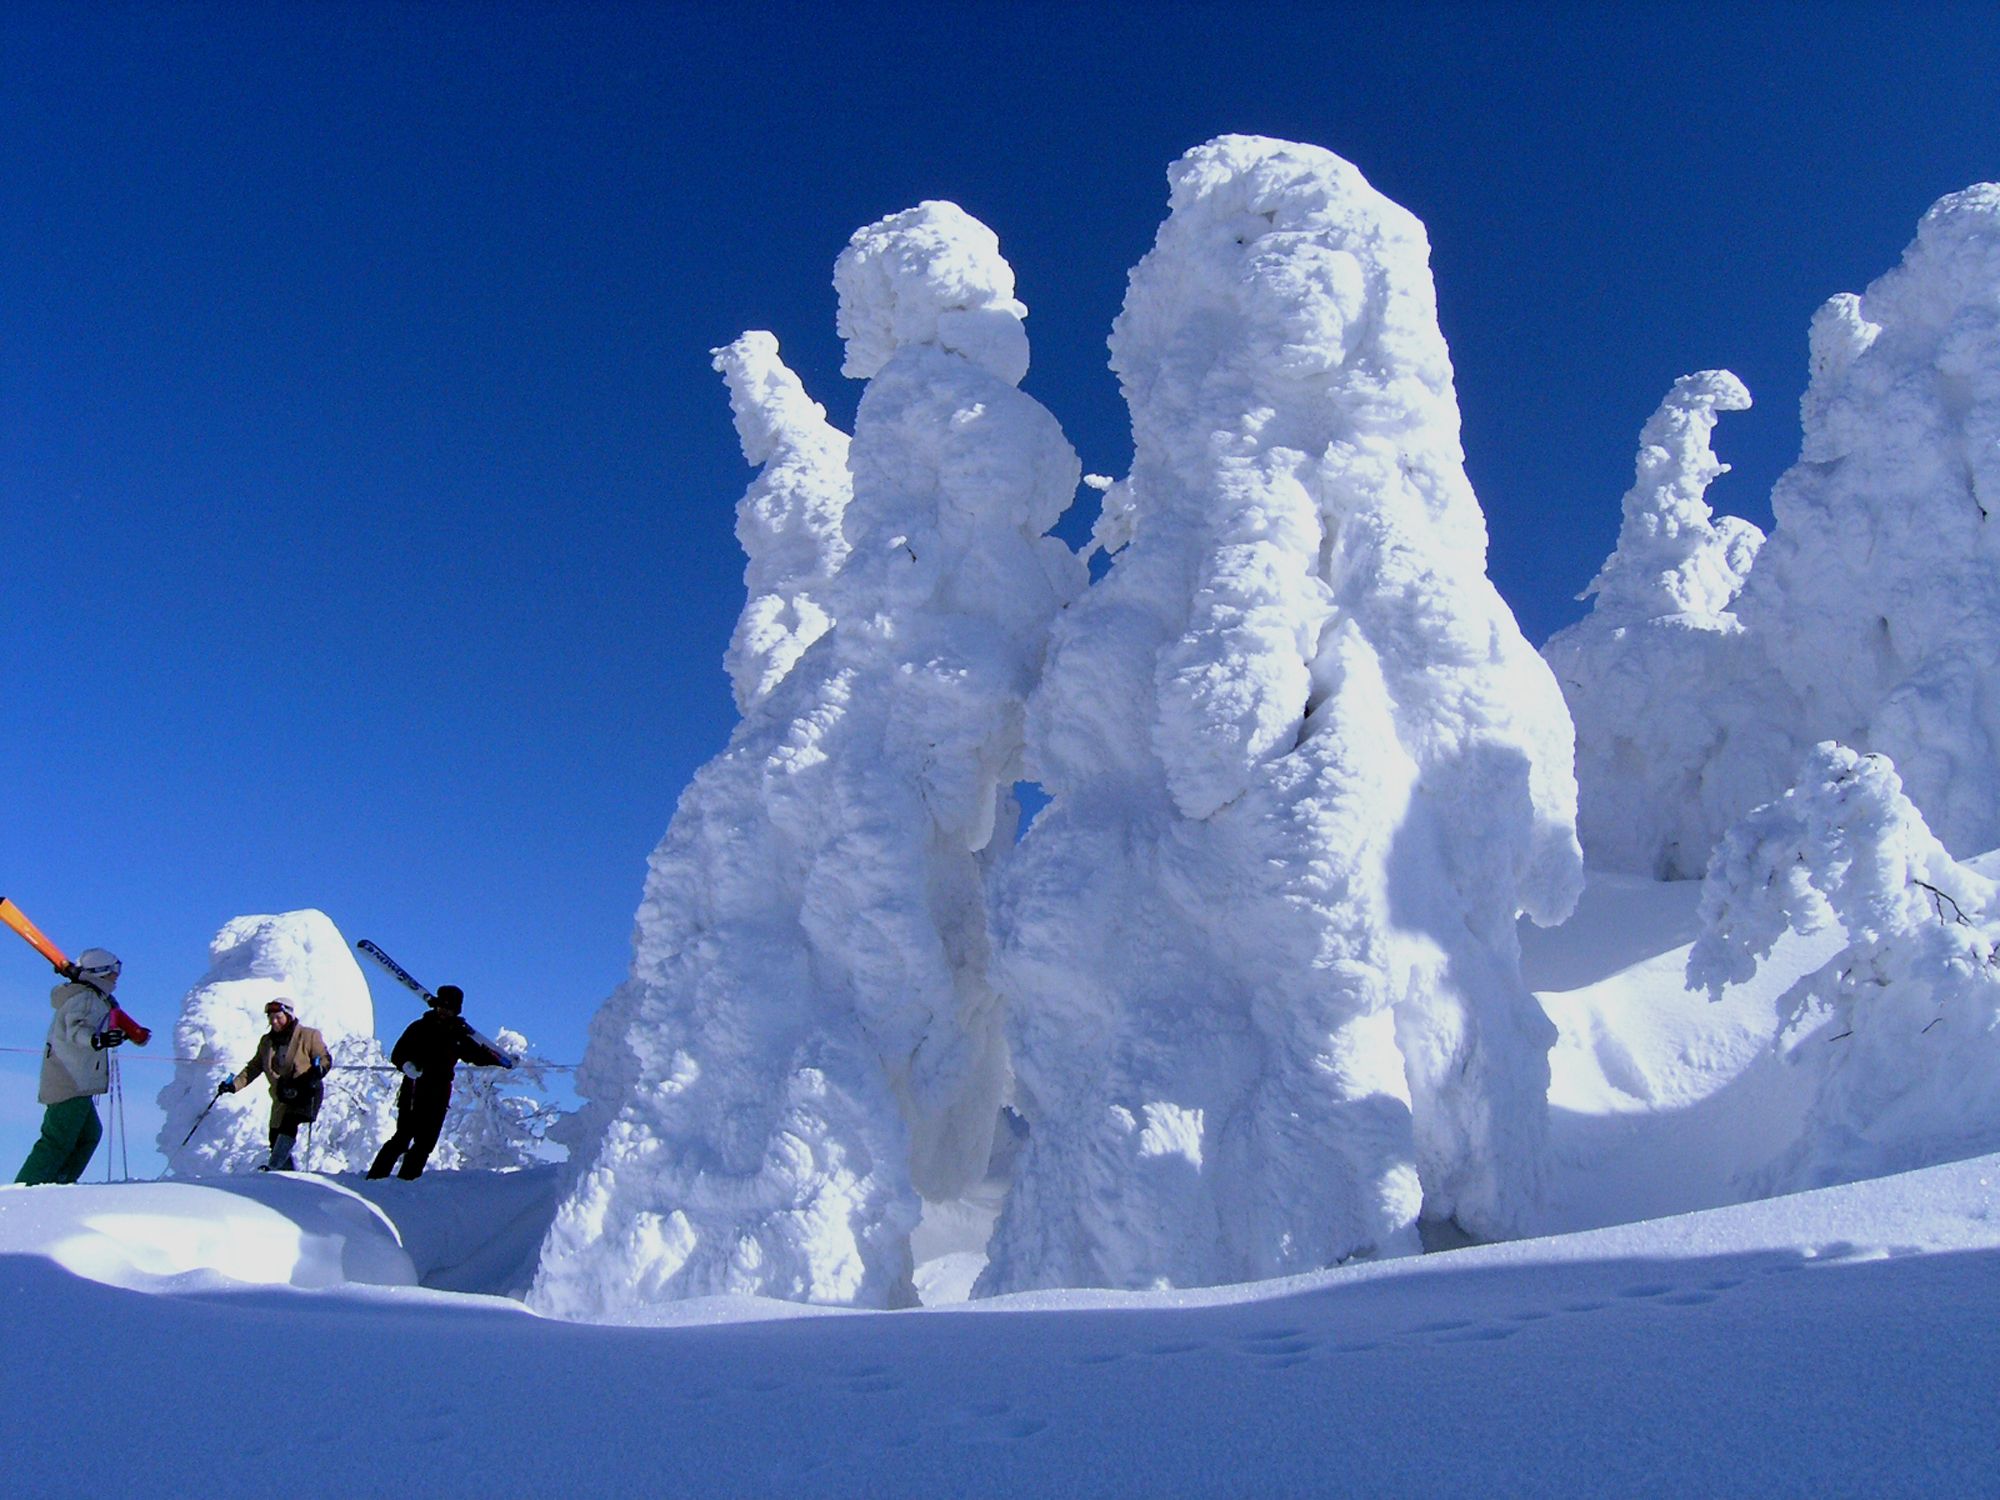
[5,872,1999,1496]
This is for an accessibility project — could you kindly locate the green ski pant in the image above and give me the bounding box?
[15,1096,103,1186]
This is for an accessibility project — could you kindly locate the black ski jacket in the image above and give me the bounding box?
[389,1011,505,1097]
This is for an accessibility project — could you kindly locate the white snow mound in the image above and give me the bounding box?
[0,1177,416,1292]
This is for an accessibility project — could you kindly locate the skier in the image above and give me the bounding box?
[368,984,510,1180]
[14,949,129,1185]
[216,998,331,1171]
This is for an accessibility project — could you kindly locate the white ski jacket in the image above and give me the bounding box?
[38,979,116,1105]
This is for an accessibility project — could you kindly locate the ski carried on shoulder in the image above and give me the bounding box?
[357,938,431,1001]
[2,896,153,1041]
[356,938,517,1068]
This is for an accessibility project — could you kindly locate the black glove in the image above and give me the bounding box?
[91,1028,126,1051]
[217,1079,236,1095]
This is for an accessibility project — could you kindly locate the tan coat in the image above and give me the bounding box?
[232,1023,332,1128]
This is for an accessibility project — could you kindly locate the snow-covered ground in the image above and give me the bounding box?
[6,871,1997,1496]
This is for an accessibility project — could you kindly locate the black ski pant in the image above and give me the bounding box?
[368,1081,450,1180]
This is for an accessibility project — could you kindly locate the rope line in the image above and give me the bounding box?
[0,1044,579,1071]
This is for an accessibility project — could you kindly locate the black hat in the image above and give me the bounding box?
[433,984,464,1014]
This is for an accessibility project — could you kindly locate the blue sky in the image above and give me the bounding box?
[4,2,1997,1173]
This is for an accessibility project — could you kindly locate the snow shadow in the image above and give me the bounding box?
[6,1237,1998,1497]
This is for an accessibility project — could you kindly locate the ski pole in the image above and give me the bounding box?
[179,1091,223,1150]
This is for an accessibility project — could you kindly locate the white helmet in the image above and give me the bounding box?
[75,948,121,982]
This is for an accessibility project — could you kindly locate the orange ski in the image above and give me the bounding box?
[0,896,70,971]
[0,898,151,1043]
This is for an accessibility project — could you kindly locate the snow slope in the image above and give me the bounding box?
[2,1155,1996,1496]
[6,871,2000,1495]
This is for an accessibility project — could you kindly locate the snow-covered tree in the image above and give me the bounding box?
[1543,372,1792,877]
[715,331,852,714]
[1578,185,2000,873]
[1725,185,2000,857]
[432,1029,561,1171]
[534,201,1081,1316]
[980,136,1582,1294]
[1689,743,2000,1192]
[554,333,856,1170]
[158,910,396,1174]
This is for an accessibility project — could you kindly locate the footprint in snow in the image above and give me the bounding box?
[1435,1324,1516,1344]
[1244,1337,1316,1358]
[950,1415,1049,1441]
[945,1398,1050,1445]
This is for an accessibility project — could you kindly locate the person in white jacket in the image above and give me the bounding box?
[14,948,129,1185]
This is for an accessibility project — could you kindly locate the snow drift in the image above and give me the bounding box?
[981,135,1582,1294]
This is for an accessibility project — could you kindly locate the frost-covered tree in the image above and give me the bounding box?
[1576,372,1763,623]
[1726,185,2000,857]
[980,136,1582,1294]
[1543,372,1792,876]
[1579,185,2000,872]
[715,331,852,714]
[554,331,855,1172]
[534,202,1081,1316]
[1689,743,2000,1192]
[433,1029,561,1171]
[158,910,396,1174]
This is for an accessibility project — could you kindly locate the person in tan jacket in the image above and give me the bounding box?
[217,998,332,1171]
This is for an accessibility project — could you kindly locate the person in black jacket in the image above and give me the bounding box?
[366,984,510,1180]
